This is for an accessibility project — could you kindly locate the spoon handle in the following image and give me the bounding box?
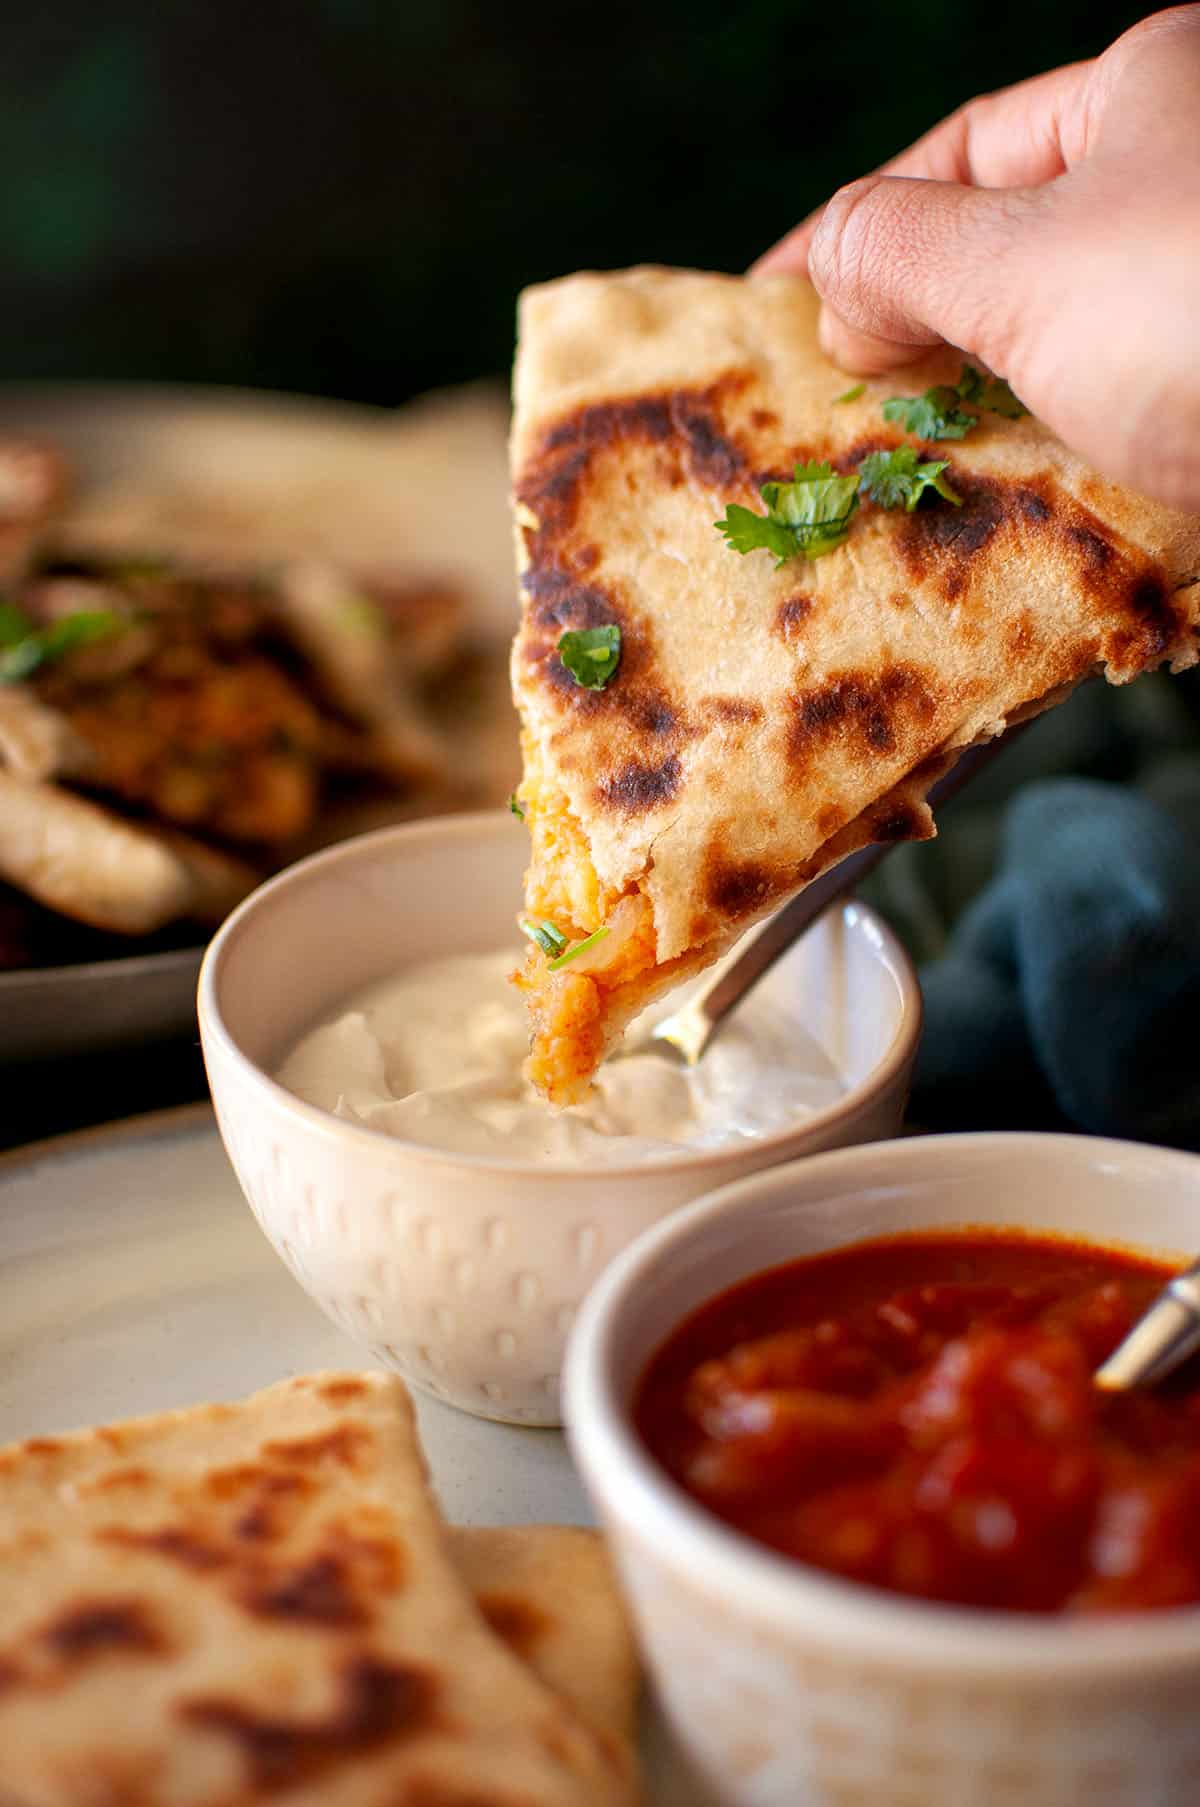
[1094,1258,1200,1391]
[652,725,1027,1067]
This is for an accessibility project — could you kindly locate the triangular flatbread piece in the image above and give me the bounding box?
[448,1524,638,1756]
[509,266,1200,1102]
[0,1372,637,1805]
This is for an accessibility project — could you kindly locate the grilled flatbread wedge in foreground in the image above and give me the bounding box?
[510,266,1200,1103]
[0,1372,638,1806]
[447,1524,638,1755]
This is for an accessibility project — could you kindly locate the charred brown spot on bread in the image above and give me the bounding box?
[870,802,925,842]
[240,1553,368,1629]
[816,804,845,838]
[1066,522,1115,574]
[1015,484,1052,524]
[316,1377,370,1405]
[900,473,1005,597]
[1007,610,1037,659]
[520,377,752,528]
[22,1437,64,1459]
[1103,574,1179,669]
[833,434,898,473]
[787,664,936,766]
[751,407,778,430]
[476,1591,550,1658]
[597,754,681,814]
[898,468,1181,672]
[542,393,674,458]
[234,1488,307,1543]
[208,1463,318,1543]
[675,401,745,487]
[702,695,763,725]
[524,568,618,637]
[262,1423,373,1471]
[105,1505,404,1633]
[705,857,776,916]
[102,1524,227,1571]
[81,1465,153,1495]
[41,1600,166,1662]
[775,595,812,641]
[526,593,702,820]
[208,1460,282,1500]
[625,693,678,736]
[181,1656,439,1787]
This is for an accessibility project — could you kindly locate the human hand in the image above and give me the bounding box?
[755,7,1200,513]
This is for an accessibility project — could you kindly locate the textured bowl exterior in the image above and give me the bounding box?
[199,813,919,1425]
[610,1521,1200,1807]
[567,1134,1200,1804]
[204,1048,911,1426]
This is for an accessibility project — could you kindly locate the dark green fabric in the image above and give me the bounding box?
[861,673,1200,1147]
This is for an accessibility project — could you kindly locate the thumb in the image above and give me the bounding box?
[807,172,1051,378]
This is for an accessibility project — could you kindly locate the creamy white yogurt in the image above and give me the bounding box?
[276,950,846,1165]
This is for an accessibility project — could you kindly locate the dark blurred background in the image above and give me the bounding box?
[0,0,1148,404]
[5,0,1198,1153]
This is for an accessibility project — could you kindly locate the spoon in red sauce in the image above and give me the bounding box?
[1094,1257,1200,1390]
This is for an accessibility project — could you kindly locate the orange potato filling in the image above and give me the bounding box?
[512,739,660,1104]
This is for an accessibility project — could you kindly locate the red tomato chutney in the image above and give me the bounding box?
[633,1231,1200,1614]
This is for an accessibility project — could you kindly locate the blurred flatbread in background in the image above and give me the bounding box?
[40,382,517,642]
[0,772,256,935]
[36,380,523,815]
[0,383,522,975]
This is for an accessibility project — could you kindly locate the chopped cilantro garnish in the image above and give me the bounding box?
[882,386,976,441]
[716,461,861,567]
[508,791,525,821]
[0,599,32,647]
[884,364,1028,441]
[955,363,1028,419]
[834,383,866,404]
[858,446,962,512]
[0,609,124,685]
[713,505,799,567]
[548,926,610,971]
[558,624,621,690]
[520,918,568,958]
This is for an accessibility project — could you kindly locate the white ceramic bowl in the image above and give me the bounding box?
[566,1131,1200,1807]
[199,810,920,1425]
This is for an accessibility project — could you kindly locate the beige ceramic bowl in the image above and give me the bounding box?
[199,811,920,1425]
[566,1132,1200,1807]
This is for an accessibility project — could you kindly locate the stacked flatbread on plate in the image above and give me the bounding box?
[0,385,520,973]
[508,267,1200,1103]
[0,1371,640,1804]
